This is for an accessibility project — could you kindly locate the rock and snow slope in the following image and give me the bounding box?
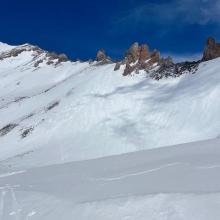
[0,42,220,219]
[0,42,220,168]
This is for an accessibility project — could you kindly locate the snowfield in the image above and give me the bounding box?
[0,42,220,219]
[0,43,220,168]
[1,138,220,219]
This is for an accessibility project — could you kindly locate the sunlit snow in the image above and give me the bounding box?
[0,43,220,220]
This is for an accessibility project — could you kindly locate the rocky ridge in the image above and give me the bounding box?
[113,42,172,76]
[0,43,69,67]
[111,42,199,79]
[111,37,220,78]
[0,37,220,79]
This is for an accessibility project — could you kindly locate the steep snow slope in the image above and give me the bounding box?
[0,138,220,219]
[0,43,220,168]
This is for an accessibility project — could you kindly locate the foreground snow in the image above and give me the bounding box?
[0,138,220,219]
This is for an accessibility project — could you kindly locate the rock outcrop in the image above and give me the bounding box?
[139,44,149,62]
[124,42,140,63]
[115,42,173,75]
[0,44,43,60]
[113,41,203,79]
[0,44,69,67]
[151,61,200,80]
[96,49,107,61]
[114,62,121,71]
[124,42,150,64]
[149,49,160,64]
[96,49,112,64]
[202,37,220,61]
[46,52,69,64]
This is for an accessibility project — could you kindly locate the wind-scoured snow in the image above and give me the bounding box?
[0,44,220,168]
[0,138,220,219]
[0,43,220,219]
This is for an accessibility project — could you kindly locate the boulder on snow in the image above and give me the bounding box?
[114,62,121,71]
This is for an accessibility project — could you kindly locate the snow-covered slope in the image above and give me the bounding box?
[0,137,220,220]
[0,43,220,169]
[1,42,220,220]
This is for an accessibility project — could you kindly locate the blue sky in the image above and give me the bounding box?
[1,0,220,61]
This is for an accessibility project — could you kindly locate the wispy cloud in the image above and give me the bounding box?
[162,52,202,63]
[116,0,220,26]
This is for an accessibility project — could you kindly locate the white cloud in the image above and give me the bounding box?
[117,0,220,26]
[163,53,202,63]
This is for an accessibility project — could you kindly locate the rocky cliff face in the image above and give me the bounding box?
[113,37,220,78]
[202,37,220,61]
[114,42,173,76]
[1,36,219,80]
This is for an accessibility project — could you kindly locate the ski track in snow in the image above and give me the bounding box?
[26,211,36,220]
[0,190,6,219]
[9,186,21,220]
[0,171,26,179]
[196,164,220,169]
[0,185,22,220]
[93,162,182,181]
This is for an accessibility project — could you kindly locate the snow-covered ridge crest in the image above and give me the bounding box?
[1,36,219,78]
[0,42,69,68]
[0,42,16,53]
